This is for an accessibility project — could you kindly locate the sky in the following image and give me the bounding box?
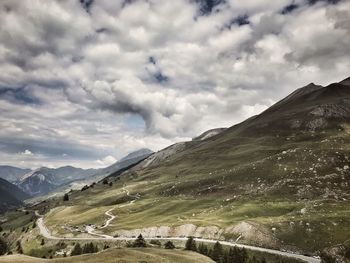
[0,0,349,169]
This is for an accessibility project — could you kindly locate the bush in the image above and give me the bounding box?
[41,239,45,246]
[164,241,175,249]
[103,179,108,185]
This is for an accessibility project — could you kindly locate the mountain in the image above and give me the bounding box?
[20,149,153,198]
[0,165,31,183]
[0,178,29,213]
[228,79,350,136]
[30,77,350,256]
[18,166,97,196]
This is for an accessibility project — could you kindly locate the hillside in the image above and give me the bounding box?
[0,248,214,263]
[26,77,350,256]
[0,178,29,213]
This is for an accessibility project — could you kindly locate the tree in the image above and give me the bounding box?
[132,234,147,248]
[82,242,98,254]
[0,238,7,256]
[185,236,197,251]
[109,182,113,187]
[103,244,109,250]
[63,193,69,201]
[103,179,108,185]
[198,243,209,256]
[260,257,267,263]
[211,241,223,262]
[41,239,45,246]
[71,243,82,256]
[32,221,36,228]
[0,226,3,232]
[16,240,23,254]
[164,241,175,249]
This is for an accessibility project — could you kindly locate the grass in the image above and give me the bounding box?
[0,248,215,263]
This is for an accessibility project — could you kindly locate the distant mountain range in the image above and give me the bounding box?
[0,166,31,183]
[0,148,154,199]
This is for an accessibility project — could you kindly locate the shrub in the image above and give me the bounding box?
[164,241,175,249]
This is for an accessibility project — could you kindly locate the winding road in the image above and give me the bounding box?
[35,188,320,263]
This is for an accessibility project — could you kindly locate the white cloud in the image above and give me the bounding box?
[22,149,33,155]
[96,155,117,167]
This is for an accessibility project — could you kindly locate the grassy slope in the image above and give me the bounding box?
[0,248,214,263]
[40,128,350,253]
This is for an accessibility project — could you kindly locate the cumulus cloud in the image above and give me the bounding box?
[0,0,349,168]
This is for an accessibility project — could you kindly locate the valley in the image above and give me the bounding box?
[0,78,350,263]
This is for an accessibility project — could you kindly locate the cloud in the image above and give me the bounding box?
[0,0,349,168]
[21,149,33,156]
[96,155,117,167]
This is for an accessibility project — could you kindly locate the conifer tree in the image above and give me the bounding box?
[132,234,147,247]
[71,243,82,256]
[185,236,197,251]
[211,241,223,262]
